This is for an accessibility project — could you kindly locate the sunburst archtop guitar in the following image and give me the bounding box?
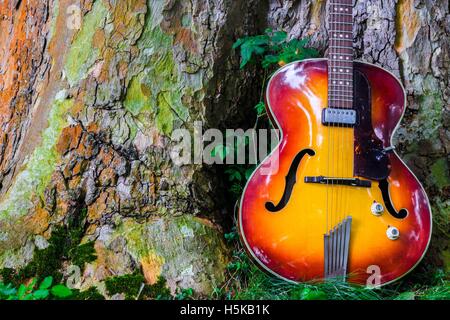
[239,0,432,286]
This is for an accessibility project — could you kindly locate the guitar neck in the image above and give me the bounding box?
[327,0,354,109]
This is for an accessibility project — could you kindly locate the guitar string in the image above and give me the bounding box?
[338,0,346,270]
[338,0,345,228]
[338,0,349,230]
[329,1,337,238]
[345,0,353,226]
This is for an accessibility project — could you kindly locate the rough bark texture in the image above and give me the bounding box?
[0,0,448,297]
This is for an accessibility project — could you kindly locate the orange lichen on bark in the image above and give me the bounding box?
[0,0,49,187]
[395,0,422,53]
[140,253,164,285]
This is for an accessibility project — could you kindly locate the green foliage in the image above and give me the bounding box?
[6,208,91,285]
[233,28,319,69]
[0,276,72,300]
[51,284,73,298]
[69,241,97,268]
[71,287,106,300]
[224,29,320,194]
[254,101,266,116]
[175,288,194,300]
[105,271,172,300]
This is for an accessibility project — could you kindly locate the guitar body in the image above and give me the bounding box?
[239,59,432,286]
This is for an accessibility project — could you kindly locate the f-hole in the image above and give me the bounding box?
[265,149,315,213]
[378,179,408,219]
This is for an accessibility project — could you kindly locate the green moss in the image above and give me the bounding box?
[0,98,74,219]
[68,241,97,268]
[64,0,108,86]
[0,207,89,286]
[71,286,105,300]
[48,0,60,41]
[156,92,174,135]
[124,76,152,116]
[104,270,171,300]
[431,158,450,189]
[417,91,443,140]
[123,2,189,136]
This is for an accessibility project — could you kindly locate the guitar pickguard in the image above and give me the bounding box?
[353,70,391,180]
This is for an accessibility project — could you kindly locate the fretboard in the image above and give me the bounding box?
[328,0,353,109]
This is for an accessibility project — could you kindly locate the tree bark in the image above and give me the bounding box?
[0,0,448,297]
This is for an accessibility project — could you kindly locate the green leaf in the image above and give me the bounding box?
[225,169,242,182]
[244,168,255,180]
[17,284,27,299]
[271,31,287,44]
[211,144,230,160]
[27,278,37,290]
[33,289,50,300]
[229,183,243,195]
[262,55,280,68]
[232,37,246,49]
[39,276,53,290]
[51,285,73,298]
[254,102,266,115]
[300,288,327,300]
[0,283,17,296]
[395,292,416,300]
[22,293,34,301]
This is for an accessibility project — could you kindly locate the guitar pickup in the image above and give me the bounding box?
[322,108,357,127]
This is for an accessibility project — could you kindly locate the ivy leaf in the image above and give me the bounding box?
[238,35,270,68]
[254,101,266,115]
[262,54,281,68]
[51,285,73,298]
[229,183,243,195]
[39,276,53,290]
[271,31,287,44]
[0,283,16,296]
[211,144,230,160]
[17,284,27,299]
[232,37,246,49]
[225,169,242,182]
[27,278,37,291]
[22,293,34,300]
[244,167,255,180]
[33,289,50,300]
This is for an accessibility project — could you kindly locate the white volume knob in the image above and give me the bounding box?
[371,202,384,215]
[386,226,400,240]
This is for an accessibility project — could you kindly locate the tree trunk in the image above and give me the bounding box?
[0,0,448,297]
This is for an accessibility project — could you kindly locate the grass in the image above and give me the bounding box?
[216,228,449,301]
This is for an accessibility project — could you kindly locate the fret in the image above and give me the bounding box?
[330,66,353,70]
[330,52,353,56]
[329,79,353,85]
[330,12,352,16]
[329,45,353,50]
[328,89,353,94]
[330,36,352,40]
[329,94,353,99]
[329,3,353,7]
[329,59,354,64]
[329,22,353,26]
[329,71,353,81]
[329,98,353,102]
[329,30,353,34]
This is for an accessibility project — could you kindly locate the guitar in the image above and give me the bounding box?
[238,0,432,286]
